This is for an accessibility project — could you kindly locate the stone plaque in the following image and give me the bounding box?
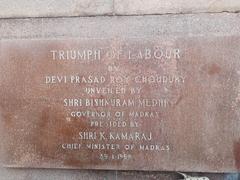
[0,37,240,172]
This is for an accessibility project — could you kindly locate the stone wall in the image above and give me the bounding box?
[0,0,240,18]
[0,0,240,179]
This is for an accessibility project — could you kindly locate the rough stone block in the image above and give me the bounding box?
[0,0,240,18]
[0,0,113,18]
[115,0,240,15]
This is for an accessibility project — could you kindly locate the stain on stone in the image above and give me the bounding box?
[64,156,82,167]
[207,63,221,75]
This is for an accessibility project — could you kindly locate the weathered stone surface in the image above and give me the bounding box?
[0,14,240,173]
[0,13,239,40]
[0,0,113,18]
[115,0,240,15]
[0,0,240,18]
[0,168,116,180]
[0,168,231,180]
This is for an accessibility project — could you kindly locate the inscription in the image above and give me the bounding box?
[50,41,181,164]
[50,47,181,61]
[51,49,102,61]
[3,37,236,172]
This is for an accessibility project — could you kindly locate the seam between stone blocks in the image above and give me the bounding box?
[0,10,239,20]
